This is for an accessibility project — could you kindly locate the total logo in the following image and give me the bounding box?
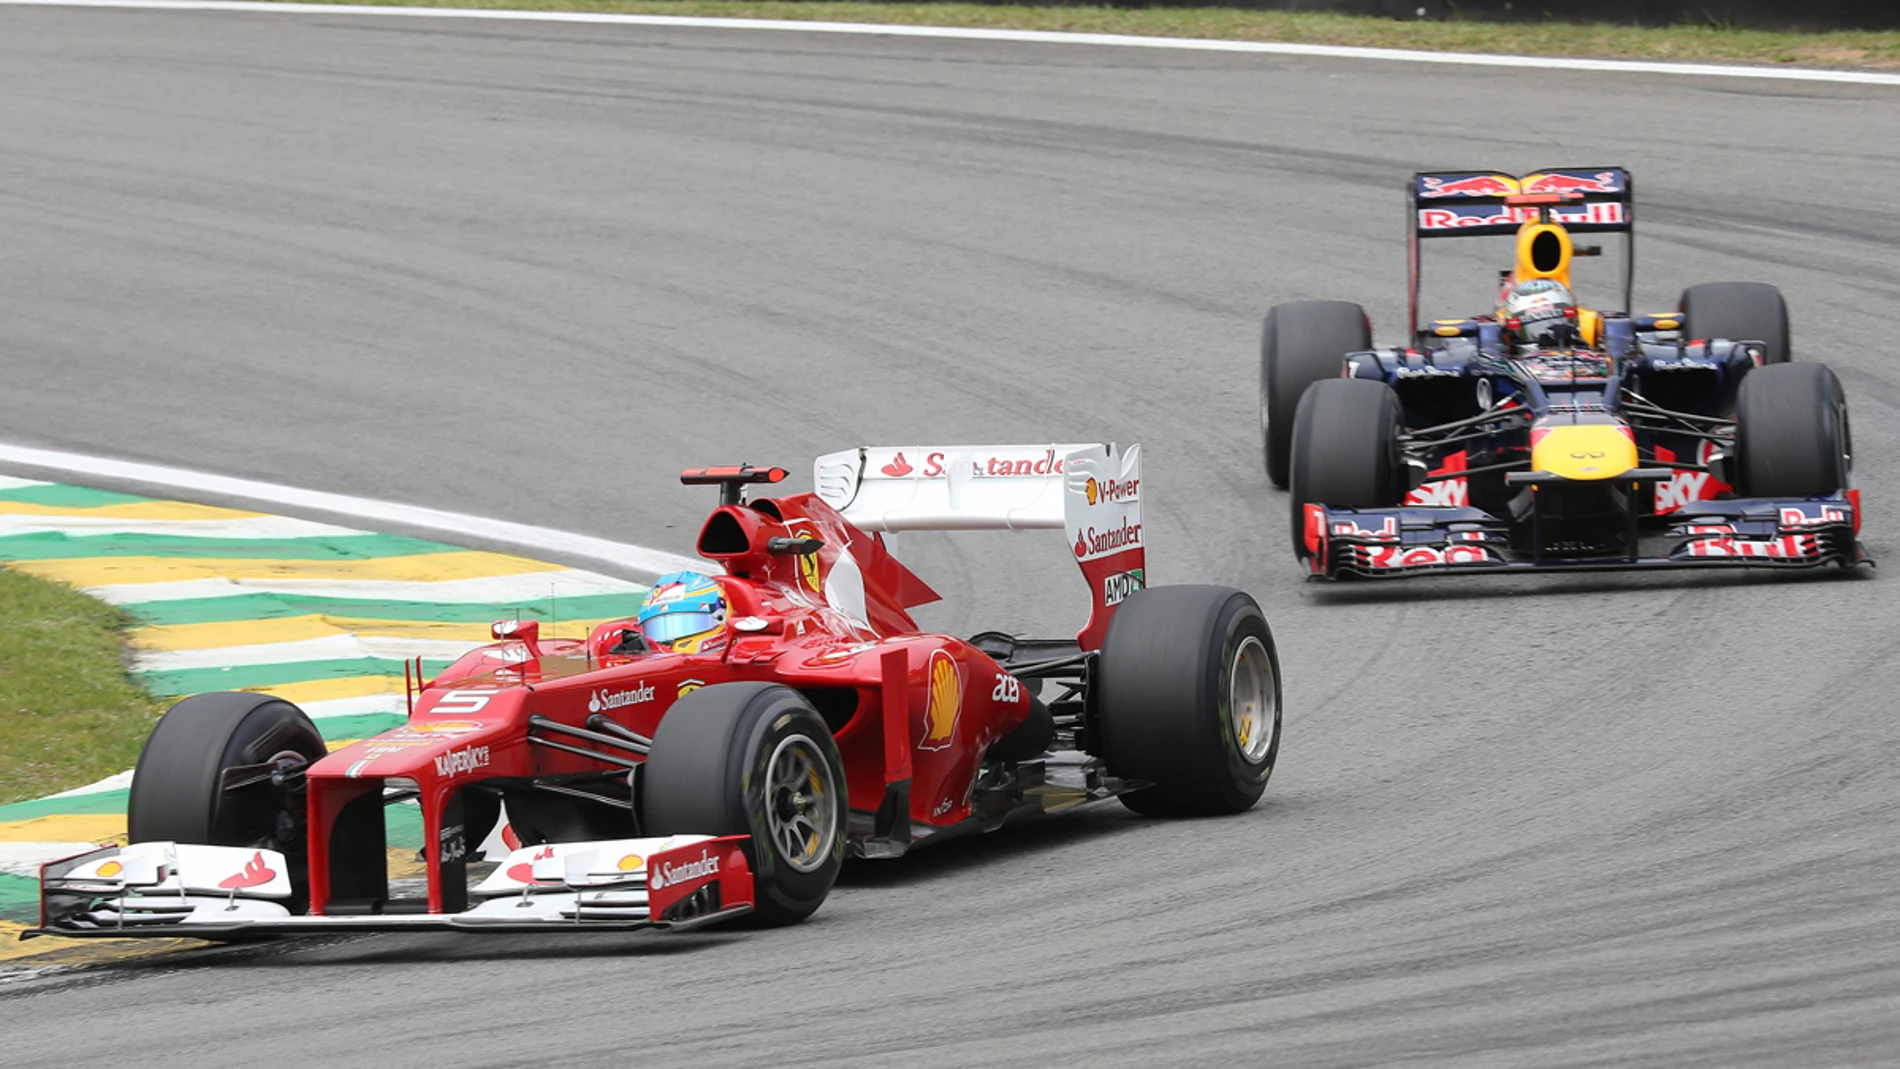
[1073,520,1142,560]
[1102,568,1145,606]
[1083,476,1140,506]
[648,849,719,892]
[588,684,654,712]
[879,449,1067,480]
[434,745,491,779]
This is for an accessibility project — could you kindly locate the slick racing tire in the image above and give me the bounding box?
[127,692,327,911]
[1262,300,1371,489]
[1288,378,1404,557]
[1734,362,1850,498]
[644,683,847,928]
[1096,586,1280,817]
[1681,281,1790,365]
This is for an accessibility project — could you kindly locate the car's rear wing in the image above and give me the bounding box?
[1408,167,1635,337]
[813,444,1142,650]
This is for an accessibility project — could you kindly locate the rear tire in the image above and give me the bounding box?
[1096,586,1280,817]
[1288,378,1404,557]
[1681,281,1790,365]
[126,692,326,909]
[1262,300,1370,489]
[1734,362,1849,498]
[643,683,846,927]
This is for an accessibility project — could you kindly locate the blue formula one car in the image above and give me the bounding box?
[1258,167,1866,579]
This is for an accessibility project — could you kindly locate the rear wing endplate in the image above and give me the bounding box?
[814,444,1143,650]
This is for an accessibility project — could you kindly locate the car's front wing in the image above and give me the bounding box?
[23,835,754,941]
[1300,495,1867,580]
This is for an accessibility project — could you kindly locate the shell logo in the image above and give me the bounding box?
[97,860,123,878]
[616,853,644,872]
[918,650,961,751]
[410,720,482,735]
[1085,477,1099,506]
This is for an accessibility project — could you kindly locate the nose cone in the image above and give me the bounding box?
[1531,422,1637,480]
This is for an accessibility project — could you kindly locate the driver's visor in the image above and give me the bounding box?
[642,609,722,645]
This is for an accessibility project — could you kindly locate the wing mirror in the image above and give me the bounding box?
[767,536,824,556]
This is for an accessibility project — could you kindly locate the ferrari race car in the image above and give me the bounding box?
[28,444,1282,942]
[1259,167,1865,579]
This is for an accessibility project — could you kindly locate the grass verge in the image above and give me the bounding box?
[273,1,1900,70]
[0,567,162,806]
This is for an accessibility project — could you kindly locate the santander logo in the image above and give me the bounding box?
[879,449,1067,480]
[648,849,720,891]
[217,851,277,890]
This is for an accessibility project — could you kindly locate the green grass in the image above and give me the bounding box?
[279,0,1900,69]
[0,567,163,806]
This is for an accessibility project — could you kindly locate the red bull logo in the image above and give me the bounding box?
[1419,173,1519,198]
[1522,170,1622,195]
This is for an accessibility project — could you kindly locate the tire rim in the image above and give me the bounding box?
[1229,635,1277,764]
[765,734,836,874]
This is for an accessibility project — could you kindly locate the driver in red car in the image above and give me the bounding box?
[635,571,731,655]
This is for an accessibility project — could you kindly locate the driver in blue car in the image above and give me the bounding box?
[1501,278,1578,350]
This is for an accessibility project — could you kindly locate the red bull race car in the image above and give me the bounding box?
[27,444,1282,942]
[1258,167,1865,579]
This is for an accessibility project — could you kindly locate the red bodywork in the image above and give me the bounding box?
[303,492,1032,916]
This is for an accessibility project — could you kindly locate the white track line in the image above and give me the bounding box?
[0,442,704,580]
[3,0,1898,86]
[133,632,485,672]
[83,570,645,606]
[0,515,364,539]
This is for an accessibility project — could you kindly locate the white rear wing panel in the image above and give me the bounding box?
[814,444,1143,650]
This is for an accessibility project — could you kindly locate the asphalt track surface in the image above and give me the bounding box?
[3,8,1900,1065]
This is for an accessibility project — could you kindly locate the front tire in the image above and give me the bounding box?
[1681,281,1790,365]
[643,683,846,927]
[1288,378,1404,557]
[1262,300,1371,489]
[1096,586,1281,817]
[126,692,326,908]
[1734,362,1849,498]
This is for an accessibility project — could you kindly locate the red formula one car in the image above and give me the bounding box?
[30,443,1282,940]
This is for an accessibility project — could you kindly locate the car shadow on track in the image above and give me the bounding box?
[836,804,1137,890]
[835,793,1298,890]
[163,930,745,971]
